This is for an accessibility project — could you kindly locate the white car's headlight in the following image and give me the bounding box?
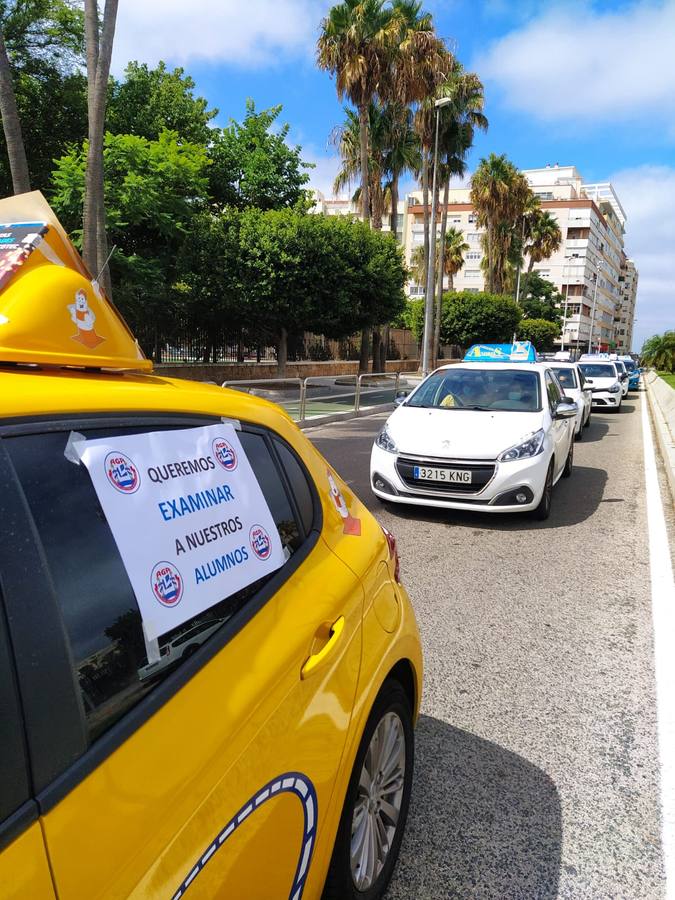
[498,428,545,462]
[608,382,621,393]
[375,424,398,454]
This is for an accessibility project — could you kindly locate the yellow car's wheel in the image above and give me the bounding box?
[323,679,413,900]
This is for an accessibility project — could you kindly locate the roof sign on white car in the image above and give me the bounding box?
[464,341,536,363]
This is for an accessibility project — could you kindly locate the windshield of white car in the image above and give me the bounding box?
[579,364,616,378]
[407,368,541,412]
[551,367,578,389]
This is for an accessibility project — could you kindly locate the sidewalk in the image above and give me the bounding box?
[646,371,675,505]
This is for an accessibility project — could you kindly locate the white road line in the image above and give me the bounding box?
[642,395,675,899]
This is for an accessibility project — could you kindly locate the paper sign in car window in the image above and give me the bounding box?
[76,423,286,642]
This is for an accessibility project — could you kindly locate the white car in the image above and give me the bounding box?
[548,362,592,439]
[613,359,630,396]
[577,361,623,411]
[370,361,577,520]
[138,617,226,681]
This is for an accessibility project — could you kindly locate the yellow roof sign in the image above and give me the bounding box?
[0,191,151,372]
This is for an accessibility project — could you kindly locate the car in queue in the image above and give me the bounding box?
[548,362,593,439]
[0,193,422,900]
[619,355,641,391]
[370,343,577,520]
[612,359,630,397]
[577,359,624,411]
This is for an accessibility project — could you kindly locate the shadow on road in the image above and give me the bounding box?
[386,715,562,900]
[383,463,608,531]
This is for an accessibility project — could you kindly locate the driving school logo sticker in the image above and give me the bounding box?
[212,437,238,471]
[250,524,272,560]
[151,562,183,607]
[105,451,140,494]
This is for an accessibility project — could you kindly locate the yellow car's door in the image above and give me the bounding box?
[4,419,363,900]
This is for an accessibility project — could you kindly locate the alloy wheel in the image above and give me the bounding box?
[350,712,406,891]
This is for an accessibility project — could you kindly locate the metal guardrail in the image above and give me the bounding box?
[223,372,402,424]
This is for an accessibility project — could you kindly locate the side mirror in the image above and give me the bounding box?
[555,400,577,419]
[621,373,628,381]
[582,385,593,392]
[394,391,409,406]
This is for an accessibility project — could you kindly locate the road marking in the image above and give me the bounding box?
[642,396,675,899]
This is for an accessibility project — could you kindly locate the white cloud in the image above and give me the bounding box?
[610,165,675,349]
[475,1,675,129]
[112,0,331,71]
[302,145,342,197]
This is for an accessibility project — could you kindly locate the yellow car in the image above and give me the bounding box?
[0,194,422,900]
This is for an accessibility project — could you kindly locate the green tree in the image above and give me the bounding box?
[439,290,522,349]
[0,0,85,194]
[208,99,312,212]
[641,330,675,372]
[52,128,209,358]
[108,61,217,144]
[518,272,563,325]
[470,153,533,294]
[238,210,406,375]
[517,318,560,352]
[525,209,562,274]
[175,210,243,362]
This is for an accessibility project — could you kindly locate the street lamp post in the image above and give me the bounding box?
[587,259,603,354]
[421,96,452,376]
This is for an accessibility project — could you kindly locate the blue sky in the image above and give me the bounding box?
[113,0,675,350]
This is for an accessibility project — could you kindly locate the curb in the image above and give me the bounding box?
[299,403,393,431]
[646,376,675,506]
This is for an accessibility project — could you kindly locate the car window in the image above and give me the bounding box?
[551,367,577,389]
[579,364,616,378]
[545,371,562,413]
[406,367,541,412]
[6,424,314,745]
[578,369,586,387]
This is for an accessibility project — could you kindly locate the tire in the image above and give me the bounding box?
[584,409,591,428]
[323,680,414,900]
[562,439,573,478]
[531,461,554,521]
[575,421,583,441]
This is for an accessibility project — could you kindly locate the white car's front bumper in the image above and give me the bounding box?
[590,391,621,408]
[370,443,553,513]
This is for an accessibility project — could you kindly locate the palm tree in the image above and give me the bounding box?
[0,29,30,193]
[83,0,119,298]
[381,101,420,238]
[641,331,675,373]
[525,209,562,274]
[332,103,388,229]
[441,227,469,290]
[470,154,533,294]
[432,63,487,363]
[318,0,397,229]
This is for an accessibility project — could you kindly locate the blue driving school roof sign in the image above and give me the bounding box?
[463,341,537,363]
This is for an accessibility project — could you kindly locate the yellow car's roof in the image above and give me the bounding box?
[1,368,290,431]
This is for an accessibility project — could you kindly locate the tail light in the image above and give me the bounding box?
[381,525,401,583]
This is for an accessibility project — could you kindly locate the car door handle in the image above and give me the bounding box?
[301,616,345,680]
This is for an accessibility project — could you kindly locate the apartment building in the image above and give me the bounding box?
[614,257,638,353]
[402,166,635,351]
[312,167,637,352]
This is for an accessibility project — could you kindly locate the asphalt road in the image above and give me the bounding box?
[308,392,669,899]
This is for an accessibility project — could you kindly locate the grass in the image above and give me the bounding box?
[657,372,675,389]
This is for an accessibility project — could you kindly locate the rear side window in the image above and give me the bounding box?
[6,423,316,744]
